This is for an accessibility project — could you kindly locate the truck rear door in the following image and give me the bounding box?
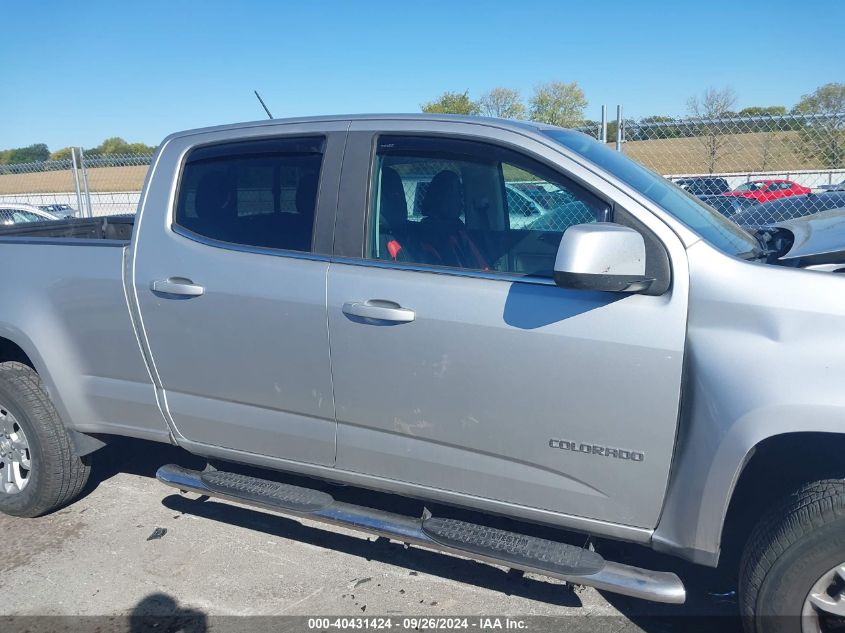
[132,123,346,466]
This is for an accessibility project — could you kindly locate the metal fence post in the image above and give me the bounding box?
[600,105,608,143]
[79,148,93,218]
[70,148,85,216]
[615,105,623,152]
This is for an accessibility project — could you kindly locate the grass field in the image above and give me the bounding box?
[0,130,830,195]
[624,130,815,175]
[0,165,148,195]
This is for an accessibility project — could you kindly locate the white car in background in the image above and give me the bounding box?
[0,203,60,225]
[820,179,845,192]
[38,203,76,218]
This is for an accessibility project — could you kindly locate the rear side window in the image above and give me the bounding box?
[175,136,325,252]
[368,136,609,277]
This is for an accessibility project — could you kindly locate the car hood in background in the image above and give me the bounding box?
[766,207,845,265]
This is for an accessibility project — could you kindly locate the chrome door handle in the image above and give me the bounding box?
[150,277,205,298]
[342,300,415,323]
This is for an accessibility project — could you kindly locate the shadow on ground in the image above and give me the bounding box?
[129,593,207,633]
[87,437,743,631]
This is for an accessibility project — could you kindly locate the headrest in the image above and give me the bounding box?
[194,170,235,220]
[421,170,463,220]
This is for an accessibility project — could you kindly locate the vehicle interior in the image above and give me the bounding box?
[371,149,609,278]
[176,153,322,253]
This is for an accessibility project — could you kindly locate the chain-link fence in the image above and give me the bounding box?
[1,110,844,228]
[0,150,152,218]
[571,110,845,227]
[621,112,845,227]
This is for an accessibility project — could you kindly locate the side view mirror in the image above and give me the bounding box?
[554,223,654,293]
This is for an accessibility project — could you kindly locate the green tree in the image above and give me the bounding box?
[86,137,156,156]
[633,115,683,140]
[420,91,480,115]
[792,83,845,168]
[738,106,787,117]
[0,143,50,164]
[49,147,74,161]
[478,87,526,119]
[605,119,638,143]
[528,81,587,127]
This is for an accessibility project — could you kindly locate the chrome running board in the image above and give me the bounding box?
[156,464,685,604]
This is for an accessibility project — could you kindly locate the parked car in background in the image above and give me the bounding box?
[697,194,759,219]
[732,191,845,229]
[723,179,811,203]
[819,179,845,192]
[38,204,76,218]
[0,203,61,225]
[674,177,730,196]
[507,183,599,230]
[759,207,845,273]
[505,183,546,228]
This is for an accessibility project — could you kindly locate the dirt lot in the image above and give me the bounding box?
[1,437,741,632]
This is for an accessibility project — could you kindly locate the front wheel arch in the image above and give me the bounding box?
[720,433,845,573]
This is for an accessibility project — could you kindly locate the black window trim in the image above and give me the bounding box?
[172,223,331,263]
[171,134,328,257]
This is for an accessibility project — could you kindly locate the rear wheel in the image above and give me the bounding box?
[740,480,845,633]
[0,362,90,517]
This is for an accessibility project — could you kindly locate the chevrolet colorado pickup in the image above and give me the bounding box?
[1,115,844,631]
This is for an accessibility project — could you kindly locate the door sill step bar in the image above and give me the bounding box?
[156,464,685,604]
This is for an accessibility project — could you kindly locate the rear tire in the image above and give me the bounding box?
[739,479,845,633]
[0,362,90,517]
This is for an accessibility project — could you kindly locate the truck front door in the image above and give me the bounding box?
[326,123,690,528]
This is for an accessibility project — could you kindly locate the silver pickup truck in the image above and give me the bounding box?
[1,115,843,630]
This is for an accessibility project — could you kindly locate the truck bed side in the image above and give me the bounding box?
[0,238,169,442]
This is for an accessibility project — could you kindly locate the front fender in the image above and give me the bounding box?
[652,241,845,565]
[653,402,845,566]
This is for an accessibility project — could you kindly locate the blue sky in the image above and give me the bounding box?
[1,0,841,150]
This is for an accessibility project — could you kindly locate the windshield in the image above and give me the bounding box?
[735,181,766,191]
[542,129,760,257]
[1,209,44,224]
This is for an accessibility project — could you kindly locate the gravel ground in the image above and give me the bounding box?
[0,437,742,632]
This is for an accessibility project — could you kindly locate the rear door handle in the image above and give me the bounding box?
[150,277,205,298]
[342,300,415,323]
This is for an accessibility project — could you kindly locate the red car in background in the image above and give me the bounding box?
[722,179,812,202]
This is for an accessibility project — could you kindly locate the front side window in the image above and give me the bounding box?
[368,136,609,277]
[175,137,324,252]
